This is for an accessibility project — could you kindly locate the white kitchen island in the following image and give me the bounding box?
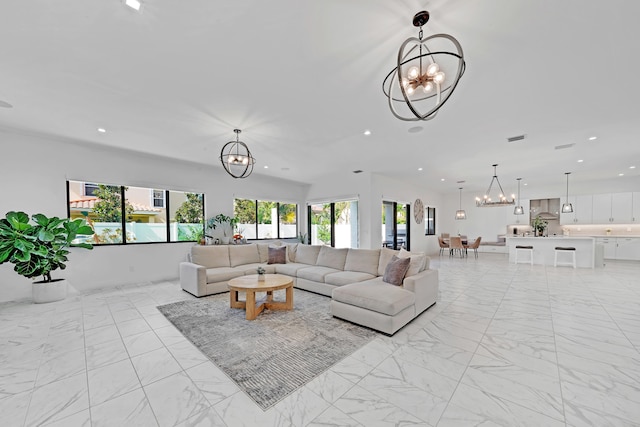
[507,236,600,268]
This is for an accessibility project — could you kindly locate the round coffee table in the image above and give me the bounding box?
[227,274,294,320]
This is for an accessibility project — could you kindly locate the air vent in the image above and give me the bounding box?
[456,180,465,184]
[507,134,526,143]
[353,170,363,174]
[554,143,575,150]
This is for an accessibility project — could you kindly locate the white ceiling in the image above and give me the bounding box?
[1,0,639,197]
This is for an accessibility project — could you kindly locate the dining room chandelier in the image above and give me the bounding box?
[219,129,255,179]
[476,164,515,207]
[382,10,466,121]
[455,187,467,220]
[561,172,574,213]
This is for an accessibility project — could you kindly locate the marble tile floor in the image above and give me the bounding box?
[1,254,639,426]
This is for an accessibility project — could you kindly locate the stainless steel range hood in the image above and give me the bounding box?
[530,198,560,220]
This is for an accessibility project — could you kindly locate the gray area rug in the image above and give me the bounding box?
[157,289,377,410]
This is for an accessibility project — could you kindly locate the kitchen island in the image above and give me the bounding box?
[507,236,600,268]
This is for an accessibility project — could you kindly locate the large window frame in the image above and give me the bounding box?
[233,198,298,240]
[67,181,205,246]
[307,200,359,248]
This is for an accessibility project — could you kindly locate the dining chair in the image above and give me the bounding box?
[438,237,449,255]
[449,236,465,258]
[464,236,482,258]
[441,233,450,239]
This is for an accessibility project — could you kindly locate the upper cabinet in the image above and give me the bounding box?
[592,193,633,224]
[506,199,530,225]
[560,195,593,224]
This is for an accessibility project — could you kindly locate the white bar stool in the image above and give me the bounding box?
[515,245,534,265]
[554,246,576,268]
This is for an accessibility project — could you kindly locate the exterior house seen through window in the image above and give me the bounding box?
[67,180,204,245]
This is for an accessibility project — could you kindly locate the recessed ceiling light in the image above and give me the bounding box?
[577,159,583,163]
[363,130,371,136]
[630,166,636,169]
[440,178,445,182]
[619,173,624,176]
[125,0,141,11]
[0,100,13,108]
[588,136,597,140]
[97,128,106,133]
[418,167,423,171]
[263,165,269,169]
[524,183,528,186]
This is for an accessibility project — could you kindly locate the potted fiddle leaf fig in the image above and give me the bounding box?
[0,211,94,303]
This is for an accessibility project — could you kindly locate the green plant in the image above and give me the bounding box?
[531,216,548,235]
[92,184,134,222]
[175,193,204,224]
[298,232,308,244]
[0,211,94,283]
[206,214,239,237]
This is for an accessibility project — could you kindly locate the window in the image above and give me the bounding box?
[153,190,165,208]
[233,199,297,240]
[67,180,204,245]
[308,200,358,248]
[84,183,99,197]
[382,201,410,250]
[426,207,436,235]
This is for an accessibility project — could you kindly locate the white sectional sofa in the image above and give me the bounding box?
[179,243,438,334]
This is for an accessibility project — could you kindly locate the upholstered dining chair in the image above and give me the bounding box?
[441,233,450,239]
[438,237,449,255]
[449,236,465,258]
[464,236,482,258]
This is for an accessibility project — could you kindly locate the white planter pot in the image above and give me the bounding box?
[32,279,68,304]
[220,236,230,245]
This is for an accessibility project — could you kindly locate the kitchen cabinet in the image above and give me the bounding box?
[597,237,617,259]
[592,193,633,223]
[506,199,530,225]
[615,237,640,261]
[560,195,593,224]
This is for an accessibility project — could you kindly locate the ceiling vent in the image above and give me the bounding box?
[555,143,575,150]
[353,170,363,174]
[456,180,465,184]
[507,134,526,143]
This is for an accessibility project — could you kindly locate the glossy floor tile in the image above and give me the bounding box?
[0,256,639,426]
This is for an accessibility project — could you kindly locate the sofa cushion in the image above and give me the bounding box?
[274,263,310,276]
[383,255,411,286]
[398,248,428,277]
[205,267,244,283]
[296,245,322,265]
[316,246,348,270]
[256,243,270,263]
[268,246,287,264]
[377,247,399,276]
[191,246,230,268]
[332,280,415,316]
[344,249,380,276]
[285,243,298,262]
[297,266,341,283]
[229,244,261,267]
[236,263,276,275]
[325,271,377,287]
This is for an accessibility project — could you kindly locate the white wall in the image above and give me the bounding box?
[0,129,308,302]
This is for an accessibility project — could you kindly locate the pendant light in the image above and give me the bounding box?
[561,172,573,213]
[455,187,466,220]
[514,178,524,215]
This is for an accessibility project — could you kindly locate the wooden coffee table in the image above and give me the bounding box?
[227,274,294,320]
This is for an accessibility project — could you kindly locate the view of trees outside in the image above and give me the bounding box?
[172,192,204,242]
[309,201,357,247]
[233,199,296,239]
[92,185,134,244]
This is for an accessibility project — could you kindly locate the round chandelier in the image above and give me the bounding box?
[219,129,255,179]
[382,10,466,121]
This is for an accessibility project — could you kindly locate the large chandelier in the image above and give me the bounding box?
[219,129,255,179]
[382,10,466,121]
[476,164,515,207]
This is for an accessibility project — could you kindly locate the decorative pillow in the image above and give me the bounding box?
[399,248,427,277]
[267,246,286,264]
[382,255,410,286]
[377,247,399,276]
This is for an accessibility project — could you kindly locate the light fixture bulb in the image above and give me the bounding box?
[242,157,248,165]
[406,85,415,95]
[401,79,409,88]
[407,66,419,79]
[426,62,439,76]
[125,0,141,11]
[434,72,445,84]
[423,81,433,92]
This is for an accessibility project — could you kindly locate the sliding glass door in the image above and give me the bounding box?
[382,201,410,250]
[308,200,358,248]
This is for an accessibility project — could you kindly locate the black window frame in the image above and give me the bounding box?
[233,198,298,240]
[67,180,205,246]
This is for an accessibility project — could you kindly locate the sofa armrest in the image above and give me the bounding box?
[402,269,439,313]
[180,262,207,297]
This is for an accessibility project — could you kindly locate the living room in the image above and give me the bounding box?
[1,1,640,426]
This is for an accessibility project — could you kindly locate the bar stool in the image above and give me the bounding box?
[554,246,576,268]
[515,245,534,265]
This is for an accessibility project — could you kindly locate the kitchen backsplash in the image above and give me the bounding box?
[560,225,640,236]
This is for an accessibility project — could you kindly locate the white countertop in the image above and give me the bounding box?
[507,236,596,240]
